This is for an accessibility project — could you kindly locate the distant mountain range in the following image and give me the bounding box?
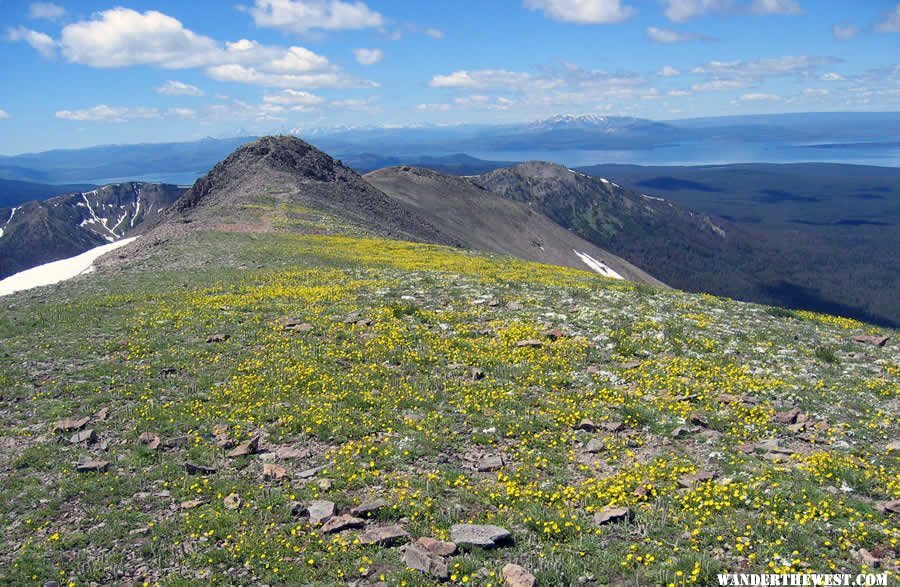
[2,112,898,185]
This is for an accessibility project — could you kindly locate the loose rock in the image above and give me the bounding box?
[184,461,217,475]
[308,500,335,525]
[402,544,449,580]
[76,460,109,473]
[358,525,409,546]
[451,524,512,549]
[476,455,504,472]
[262,463,288,481]
[503,563,538,587]
[53,416,90,433]
[320,514,364,534]
[227,434,261,458]
[206,334,230,343]
[851,335,889,347]
[138,432,160,450]
[350,499,389,517]
[69,429,97,444]
[415,537,457,557]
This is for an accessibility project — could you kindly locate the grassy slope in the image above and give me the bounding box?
[0,231,897,586]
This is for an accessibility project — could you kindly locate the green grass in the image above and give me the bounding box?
[0,230,897,586]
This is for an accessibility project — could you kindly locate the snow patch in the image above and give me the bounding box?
[0,207,20,239]
[573,250,624,280]
[0,237,138,297]
[642,194,665,202]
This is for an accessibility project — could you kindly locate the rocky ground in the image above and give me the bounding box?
[0,231,897,586]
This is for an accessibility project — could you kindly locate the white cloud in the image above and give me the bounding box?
[249,0,384,33]
[667,89,692,96]
[56,105,162,122]
[658,65,681,77]
[424,28,444,39]
[7,26,57,59]
[0,109,9,120]
[739,92,781,101]
[13,8,372,89]
[750,0,801,15]
[524,0,635,24]
[263,89,326,109]
[802,88,829,96]
[430,69,538,89]
[417,96,514,112]
[29,2,64,21]
[821,72,844,81]
[875,4,900,33]
[60,8,220,68]
[207,64,369,89]
[155,80,204,96]
[353,48,383,65]
[693,56,839,80]
[646,27,699,43]
[55,105,198,122]
[832,24,858,41]
[663,0,725,22]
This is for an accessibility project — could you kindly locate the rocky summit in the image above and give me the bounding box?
[0,137,896,586]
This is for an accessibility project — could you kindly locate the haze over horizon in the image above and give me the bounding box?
[1,0,900,154]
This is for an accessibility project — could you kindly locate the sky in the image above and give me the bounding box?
[1,0,899,154]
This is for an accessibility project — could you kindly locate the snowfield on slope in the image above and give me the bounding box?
[573,249,624,280]
[0,237,137,297]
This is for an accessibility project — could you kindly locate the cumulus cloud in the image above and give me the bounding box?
[832,24,858,41]
[155,80,204,96]
[0,109,9,119]
[646,27,702,43]
[802,88,829,96]
[249,0,384,33]
[424,28,444,39]
[875,4,900,33]
[7,26,57,59]
[11,8,372,89]
[821,72,845,81]
[59,8,220,68]
[667,89,692,96]
[55,105,200,122]
[658,65,681,77]
[29,2,65,21]
[750,0,801,15]
[524,0,635,24]
[353,48,383,65]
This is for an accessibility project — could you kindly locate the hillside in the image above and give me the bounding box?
[475,163,899,328]
[0,182,183,279]
[0,225,896,586]
[365,166,662,285]
[575,163,900,328]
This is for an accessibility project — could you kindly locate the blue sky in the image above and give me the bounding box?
[1,0,899,154]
